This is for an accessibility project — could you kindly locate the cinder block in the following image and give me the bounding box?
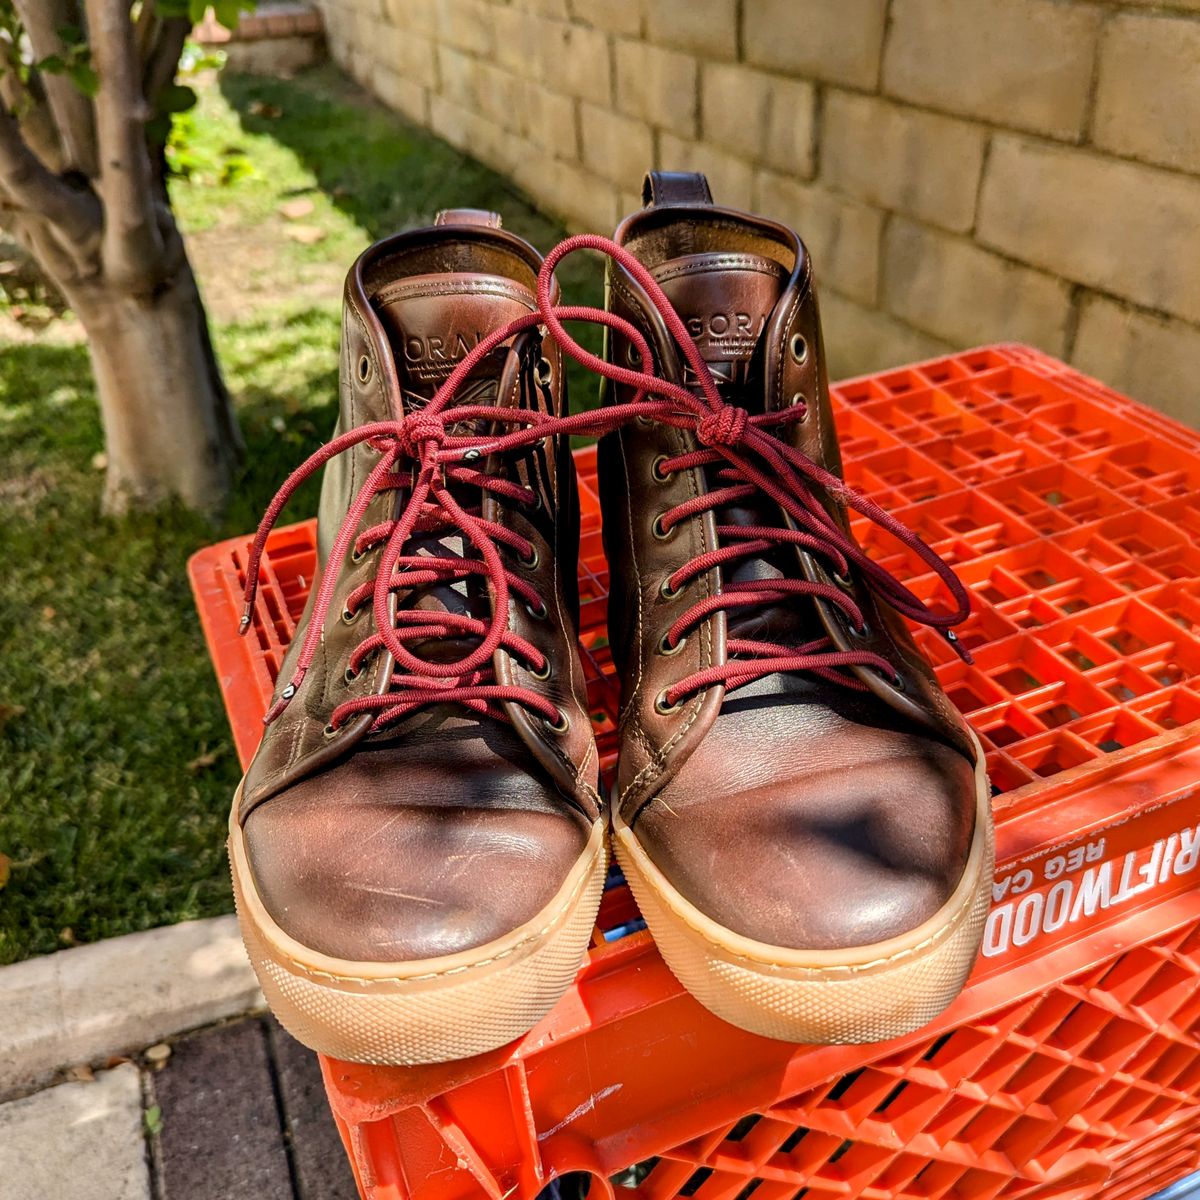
[1094,12,1200,174]
[371,67,429,123]
[536,158,621,231]
[821,91,986,233]
[488,5,537,72]
[522,81,580,160]
[883,0,1102,140]
[820,290,955,380]
[703,63,815,177]
[473,62,527,133]
[744,0,888,88]
[645,0,737,59]
[658,133,754,210]
[380,0,437,34]
[568,0,643,37]
[978,135,1200,325]
[1073,295,1200,429]
[532,19,612,104]
[755,171,883,306]
[376,24,439,90]
[883,217,1072,354]
[436,44,479,110]
[435,0,495,56]
[581,103,655,187]
[615,39,698,137]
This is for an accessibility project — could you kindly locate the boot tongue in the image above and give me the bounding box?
[372,270,536,412]
[649,252,787,398]
[652,251,804,639]
[369,270,537,661]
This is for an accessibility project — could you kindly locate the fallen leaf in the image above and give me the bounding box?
[144,1104,164,1136]
[0,703,24,729]
[41,606,56,623]
[187,747,225,774]
[59,926,76,946]
[284,224,327,245]
[105,1055,132,1069]
[278,197,315,220]
[67,1064,95,1083]
[91,451,107,471]
[248,100,282,118]
[0,853,10,890]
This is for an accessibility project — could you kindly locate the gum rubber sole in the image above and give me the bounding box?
[613,735,994,1045]
[228,785,607,1065]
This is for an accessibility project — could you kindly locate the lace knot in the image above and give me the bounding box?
[697,404,749,448]
[398,413,446,458]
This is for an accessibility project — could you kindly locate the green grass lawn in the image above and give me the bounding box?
[0,66,603,965]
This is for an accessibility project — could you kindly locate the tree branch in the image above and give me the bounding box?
[0,101,100,246]
[14,0,98,177]
[84,0,163,291]
[142,16,188,110]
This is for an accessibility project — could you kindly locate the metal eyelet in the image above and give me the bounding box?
[832,571,853,591]
[351,544,367,564]
[791,392,809,419]
[850,621,870,640]
[323,722,339,738]
[658,632,686,656]
[357,354,372,383]
[529,657,551,681]
[652,513,675,540]
[652,455,672,482]
[876,668,905,691]
[789,333,808,365]
[341,605,361,625]
[535,356,553,386]
[660,574,683,600]
[344,666,359,684]
[525,599,548,621]
[625,342,643,367]
[543,709,570,733]
[519,544,540,569]
[654,689,684,715]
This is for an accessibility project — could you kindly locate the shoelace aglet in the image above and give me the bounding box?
[262,675,302,726]
[238,604,253,635]
[943,628,974,665]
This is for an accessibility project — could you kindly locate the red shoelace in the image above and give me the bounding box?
[241,234,971,732]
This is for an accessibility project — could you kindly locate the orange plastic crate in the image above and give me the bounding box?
[189,345,1200,1200]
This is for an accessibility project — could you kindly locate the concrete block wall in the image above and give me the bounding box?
[314,0,1200,424]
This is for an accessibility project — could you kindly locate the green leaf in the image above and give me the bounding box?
[158,83,197,115]
[144,1105,164,1137]
[67,62,98,98]
[35,54,67,75]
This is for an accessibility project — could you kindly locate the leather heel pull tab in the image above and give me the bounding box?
[434,208,503,228]
[642,171,714,208]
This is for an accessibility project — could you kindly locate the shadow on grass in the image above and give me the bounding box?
[218,66,605,404]
[0,64,614,965]
[0,323,338,964]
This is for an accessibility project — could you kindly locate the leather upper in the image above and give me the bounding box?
[239,214,600,962]
[599,177,978,950]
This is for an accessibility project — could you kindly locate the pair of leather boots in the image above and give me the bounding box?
[230,172,994,1065]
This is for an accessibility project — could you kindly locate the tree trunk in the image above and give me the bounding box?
[66,263,243,515]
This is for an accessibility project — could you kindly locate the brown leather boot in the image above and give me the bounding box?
[228,210,606,1065]
[599,174,993,1044]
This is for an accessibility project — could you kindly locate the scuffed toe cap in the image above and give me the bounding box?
[634,738,977,951]
[243,757,593,963]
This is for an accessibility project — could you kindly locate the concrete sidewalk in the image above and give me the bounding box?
[0,1014,358,1200]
